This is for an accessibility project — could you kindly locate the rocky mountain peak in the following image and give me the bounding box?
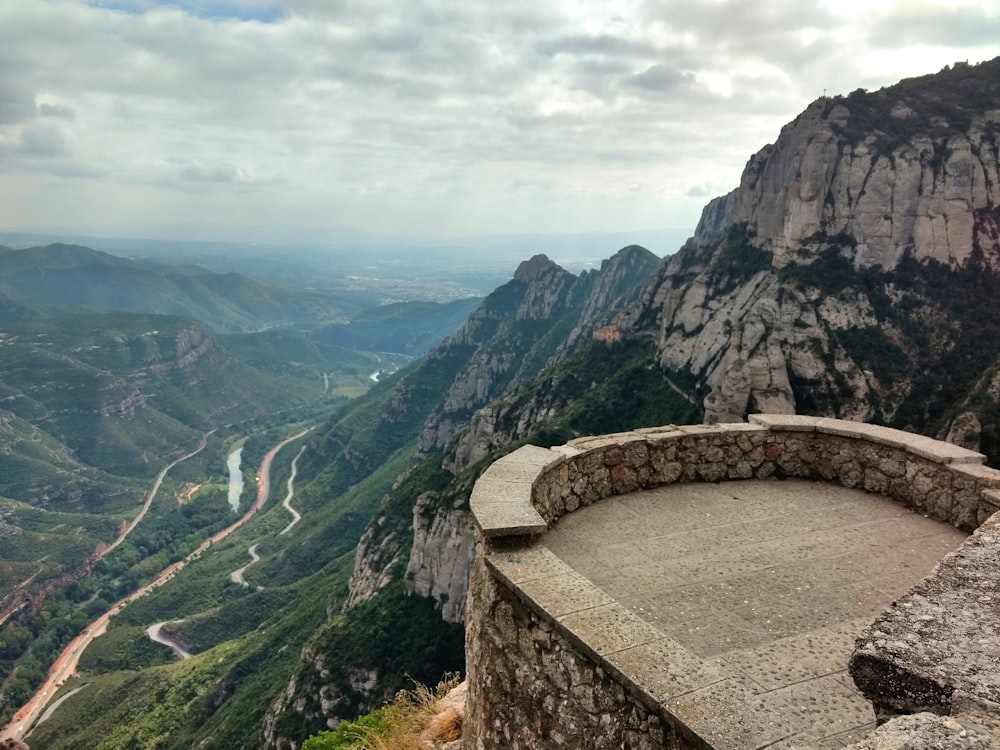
[513,254,561,282]
[618,57,1000,432]
[701,57,1000,272]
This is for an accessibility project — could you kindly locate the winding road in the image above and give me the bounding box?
[104,430,216,557]
[278,445,307,536]
[146,622,192,659]
[0,426,313,743]
[229,543,261,586]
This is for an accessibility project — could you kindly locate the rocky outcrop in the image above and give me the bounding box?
[701,64,1000,270]
[418,248,659,460]
[404,494,475,623]
[618,58,1000,430]
[148,324,215,373]
[342,515,404,612]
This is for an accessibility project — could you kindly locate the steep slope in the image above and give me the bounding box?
[611,58,1000,456]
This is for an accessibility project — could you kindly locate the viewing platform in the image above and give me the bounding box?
[464,416,1000,750]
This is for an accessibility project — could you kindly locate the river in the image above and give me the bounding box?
[226,446,244,512]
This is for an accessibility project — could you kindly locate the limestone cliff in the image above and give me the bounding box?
[618,59,1000,436]
[697,62,1000,270]
[403,493,475,624]
[441,245,663,473]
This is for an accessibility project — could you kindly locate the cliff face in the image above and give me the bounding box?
[417,247,659,462]
[620,59,1000,431]
[699,63,1000,270]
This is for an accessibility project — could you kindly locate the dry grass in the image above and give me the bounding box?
[354,675,463,750]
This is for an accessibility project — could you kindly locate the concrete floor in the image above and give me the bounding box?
[543,478,967,748]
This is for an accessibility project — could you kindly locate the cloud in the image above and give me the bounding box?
[626,64,693,91]
[0,77,37,124]
[38,102,77,120]
[0,0,998,237]
[179,161,281,186]
[684,184,713,198]
[17,121,72,157]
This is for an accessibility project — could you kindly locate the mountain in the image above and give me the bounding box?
[22,58,1000,750]
[610,58,1000,461]
[0,244,349,333]
[259,245,683,744]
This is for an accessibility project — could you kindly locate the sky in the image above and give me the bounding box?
[1,0,999,242]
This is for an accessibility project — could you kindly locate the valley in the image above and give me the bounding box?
[1,57,999,750]
[0,240,485,747]
[1,426,311,743]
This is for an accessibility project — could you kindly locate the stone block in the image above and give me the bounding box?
[483,444,562,483]
[954,462,1000,483]
[850,513,1000,716]
[664,678,804,750]
[516,571,615,618]
[749,414,822,431]
[606,637,728,702]
[815,418,911,448]
[472,502,546,537]
[486,543,575,585]
[558,603,664,657]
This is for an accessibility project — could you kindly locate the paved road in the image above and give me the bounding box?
[229,543,261,586]
[146,622,192,659]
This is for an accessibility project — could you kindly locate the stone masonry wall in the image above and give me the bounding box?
[465,415,1000,750]
[464,543,675,750]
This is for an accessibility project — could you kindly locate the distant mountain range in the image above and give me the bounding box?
[0,243,354,333]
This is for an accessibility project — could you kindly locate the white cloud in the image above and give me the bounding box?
[0,0,998,240]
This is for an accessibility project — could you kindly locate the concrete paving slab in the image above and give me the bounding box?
[665,678,805,750]
[720,619,871,692]
[757,674,876,744]
[542,478,968,748]
[585,560,690,597]
[607,637,728,701]
[516,571,614,618]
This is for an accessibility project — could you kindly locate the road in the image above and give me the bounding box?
[0,427,313,743]
[229,543,261,586]
[104,430,216,557]
[146,622,192,659]
[278,444,307,536]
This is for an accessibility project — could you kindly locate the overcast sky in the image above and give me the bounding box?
[1,0,998,242]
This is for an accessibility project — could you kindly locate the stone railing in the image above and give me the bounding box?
[463,415,1000,750]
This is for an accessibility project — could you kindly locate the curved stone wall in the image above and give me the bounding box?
[464,415,1000,750]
